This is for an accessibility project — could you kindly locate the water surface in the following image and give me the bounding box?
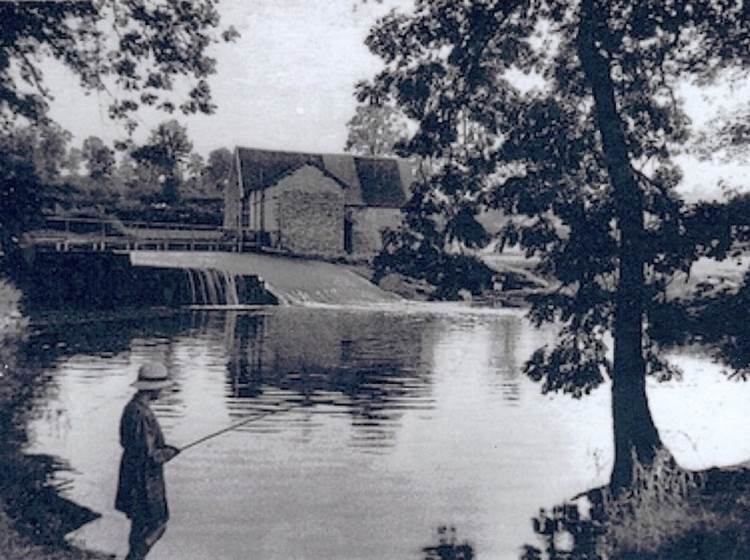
[22,304,750,559]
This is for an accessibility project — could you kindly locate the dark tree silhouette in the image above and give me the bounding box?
[0,137,43,250]
[131,120,193,202]
[360,0,750,490]
[345,104,409,156]
[81,136,116,180]
[0,1,238,130]
[204,147,233,193]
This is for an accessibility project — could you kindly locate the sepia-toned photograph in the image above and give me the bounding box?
[2,1,750,559]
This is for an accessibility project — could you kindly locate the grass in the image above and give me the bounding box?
[524,448,750,560]
[0,508,111,560]
[598,449,722,559]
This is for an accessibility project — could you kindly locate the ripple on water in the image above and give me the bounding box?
[21,306,750,560]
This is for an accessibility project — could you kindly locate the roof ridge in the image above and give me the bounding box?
[235,145,404,163]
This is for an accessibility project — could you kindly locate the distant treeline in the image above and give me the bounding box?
[0,119,232,228]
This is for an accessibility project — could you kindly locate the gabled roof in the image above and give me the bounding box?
[235,147,414,208]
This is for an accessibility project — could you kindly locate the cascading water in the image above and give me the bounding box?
[131,251,399,306]
[186,269,242,306]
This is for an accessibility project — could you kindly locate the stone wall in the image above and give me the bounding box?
[348,206,403,257]
[268,165,345,256]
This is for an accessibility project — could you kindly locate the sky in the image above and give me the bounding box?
[40,0,749,201]
[45,0,405,157]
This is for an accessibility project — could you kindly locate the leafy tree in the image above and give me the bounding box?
[81,136,116,180]
[187,153,205,180]
[132,119,193,202]
[361,0,750,490]
[0,1,238,130]
[2,122,71,183]
[0,135,43,250]
[185,152,206,195]
[62,146,84,176]
[373,181,494,299]
[204,147,233,192]
[693,102,750,163]
[345,104,409,156]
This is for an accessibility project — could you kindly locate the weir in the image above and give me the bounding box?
[186,269,242,306]
[129,251,400,306]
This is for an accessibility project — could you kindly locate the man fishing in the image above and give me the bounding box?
[115,362,180,560]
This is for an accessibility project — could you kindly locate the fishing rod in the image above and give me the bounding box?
[179,402,306,453]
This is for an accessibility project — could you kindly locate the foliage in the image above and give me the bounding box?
[0,506,108,560]
[0,1,238,130]
[0,278,110,560]
[62,147,83,176]
[360,0,750,487]
[0,135,44,246]
[0,280,27,384]
[345,104,409,156]
[693,101,750,163]
[521,449,750,560]
[0,123,71,183]
[373,180,495,299]
[599,449,711,557]
[81,135,115,180]
[668,265,750,377]
[131,119,193,202]
[205,147,234,192]
[187,153,205,180]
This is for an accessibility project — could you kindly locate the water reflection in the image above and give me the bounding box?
[22,306,605,560]
[521,501,605,560]
[423,526,475,560]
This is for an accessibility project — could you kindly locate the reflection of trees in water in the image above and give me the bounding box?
[422,526,475,560]
[521,502,605,560]
[19,310,222,411]
[488,315,522,403]
[224,310,431,445]
[22,310,208,365]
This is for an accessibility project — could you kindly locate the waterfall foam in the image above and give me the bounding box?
[185,269,242,306]
[130,251,400,306]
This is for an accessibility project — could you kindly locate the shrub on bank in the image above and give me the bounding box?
[0,507,110,560]
[599,449,720,559]
[523,448,750,559]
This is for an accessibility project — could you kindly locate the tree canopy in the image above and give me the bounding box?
[693,101,750,164]
[0,0,238,130]
[204,147,233,192]
[345,104,409,156]
[360,0,750,489]
[82,135,116,180]
[132,119,193,202]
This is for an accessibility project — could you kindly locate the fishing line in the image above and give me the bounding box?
[178,402,305,453]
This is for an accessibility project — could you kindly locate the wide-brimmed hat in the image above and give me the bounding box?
[131,362,174,390]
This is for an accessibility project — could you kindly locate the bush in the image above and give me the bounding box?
[523,448,750,560]
[599,448,716,558]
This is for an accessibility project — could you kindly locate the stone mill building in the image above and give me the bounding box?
[224,147,414,257]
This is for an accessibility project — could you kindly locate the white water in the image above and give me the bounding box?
[185,269,240,306]
[130,251,400,306]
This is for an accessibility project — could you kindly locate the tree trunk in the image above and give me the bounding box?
[577,0,663,491]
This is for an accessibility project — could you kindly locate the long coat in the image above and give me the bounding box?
[115,396,174,527]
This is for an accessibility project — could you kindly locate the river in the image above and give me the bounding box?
[21,303,750,559]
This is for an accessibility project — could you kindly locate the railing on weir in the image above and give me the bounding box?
[26,216,266,254]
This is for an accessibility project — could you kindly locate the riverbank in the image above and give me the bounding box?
[523,452,750,559]
[0,279,111,560]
